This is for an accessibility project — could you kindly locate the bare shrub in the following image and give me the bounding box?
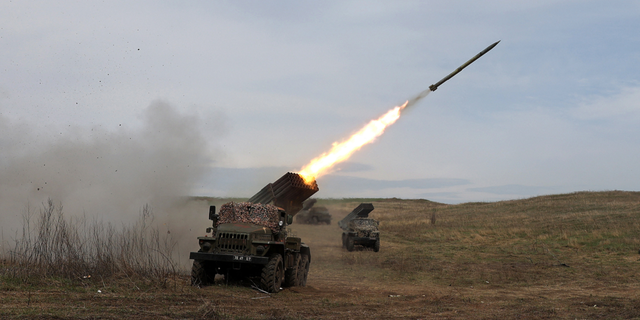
[4,199,178,283]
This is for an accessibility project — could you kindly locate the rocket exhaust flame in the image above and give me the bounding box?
[298,41,499,184]
[296,81,435,185]
[298,101,409,184]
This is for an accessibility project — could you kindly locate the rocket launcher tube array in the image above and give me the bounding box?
[338,203,375,231]
[248,172,319,216]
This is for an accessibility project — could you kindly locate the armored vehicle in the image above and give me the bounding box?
[339,203,380,252]
[190,172,318,293]
[296,199,332,224]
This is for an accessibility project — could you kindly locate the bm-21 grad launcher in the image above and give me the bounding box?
[296,198,332,225]
[190,172,318,293]
[339,203,380,252]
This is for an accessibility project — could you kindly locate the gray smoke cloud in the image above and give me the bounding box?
[0,100,218,266]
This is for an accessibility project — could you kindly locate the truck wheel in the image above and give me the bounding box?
[298,254,310,287]
[373,238,380,252]
[341,233,346,248]
[311,216,319,224]
[284,254,301,287]
[191,260,208,287]
[346,236,354,252]
[261,254,284,293]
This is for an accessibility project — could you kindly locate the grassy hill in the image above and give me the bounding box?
[307,191,640,287]
[2,191,640,319]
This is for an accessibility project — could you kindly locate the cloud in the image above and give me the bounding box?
[199,166,469,199]
[572,86,640,121]
[2,1,640,209]
[320,175,470,191]
[197,165,471,199]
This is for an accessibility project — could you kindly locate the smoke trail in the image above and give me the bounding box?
[404,88,431,111]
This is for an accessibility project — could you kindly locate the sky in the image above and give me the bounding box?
[2,0,640,208]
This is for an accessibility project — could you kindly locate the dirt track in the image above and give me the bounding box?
[3,273,638,319]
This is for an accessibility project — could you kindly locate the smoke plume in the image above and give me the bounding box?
[0,100,216,266]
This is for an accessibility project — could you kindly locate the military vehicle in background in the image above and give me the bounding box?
[339,203,380,252]
[295,198,332,225]
[190,172,318,293]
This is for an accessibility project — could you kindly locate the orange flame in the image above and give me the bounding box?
[298,101,409,184]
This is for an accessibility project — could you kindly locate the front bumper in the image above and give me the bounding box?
[190,252,269,265]
[352,237,378,246]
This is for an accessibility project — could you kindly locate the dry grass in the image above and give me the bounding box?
[2,191,640,319]
[327,191,640,289]
[2,199,179,286]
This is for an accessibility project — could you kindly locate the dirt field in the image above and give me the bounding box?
[2,192,640,319]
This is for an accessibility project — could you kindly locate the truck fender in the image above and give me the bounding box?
[300,244,311,263]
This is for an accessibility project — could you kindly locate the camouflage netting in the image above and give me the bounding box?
[350,220,378,238]
[218,202,281,232]
[349,219,378,232]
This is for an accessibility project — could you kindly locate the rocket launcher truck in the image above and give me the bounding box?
[190,172,318,293]
[296,198,332,225]
[339,203,380,252]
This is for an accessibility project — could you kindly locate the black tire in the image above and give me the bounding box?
[311,216,319,224]
[191,260,208,287]
[294,253,304,286]
[346,235,354,252]
[298,254,310,287]
[373,238,380,252]
[284,254,301,287]
[261,254,284,293]
[341,233,346,248]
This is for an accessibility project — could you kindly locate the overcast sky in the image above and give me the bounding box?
[2,1,640,205]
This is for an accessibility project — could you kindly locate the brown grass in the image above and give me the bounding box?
[362,191,640,288]
[3,199,179,286]
[2,191,640,319]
